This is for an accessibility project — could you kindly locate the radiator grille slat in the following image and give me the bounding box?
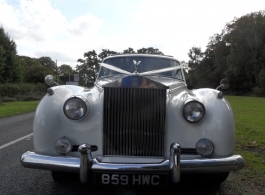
[103,87,166,157]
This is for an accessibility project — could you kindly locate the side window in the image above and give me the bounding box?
[99,67,116,77]
[174,69,183,80]
[171,60,183,80]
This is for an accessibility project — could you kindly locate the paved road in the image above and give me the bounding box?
[0,113,233,195]
[0,112,34,146]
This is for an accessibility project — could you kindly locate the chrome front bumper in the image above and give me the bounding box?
[20,143,245,184]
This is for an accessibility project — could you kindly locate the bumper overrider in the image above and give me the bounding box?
[20,143,245,185]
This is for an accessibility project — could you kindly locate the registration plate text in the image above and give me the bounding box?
[95,173,168,186]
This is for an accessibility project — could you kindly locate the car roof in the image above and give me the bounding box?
[103,54,179,62]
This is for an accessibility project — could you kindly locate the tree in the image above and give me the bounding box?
[18,56,42,82]
[58,64,73,83]
[224,11,265,92]
[98,49,118,62]
[23,64,54,83]
[186,47,203,88]
[76,50,100,87]
[0,26,21,83]
[58,64,73,76]
[137,47,164,55]
[0,46,6,80]
[209,33,230,84]
[123,47,136,54]
[188,47,203,66]
[258,69,265,89]
[38,56,57,72]
[186,11,265,94]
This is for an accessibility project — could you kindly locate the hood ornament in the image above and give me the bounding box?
[133,60,141,74]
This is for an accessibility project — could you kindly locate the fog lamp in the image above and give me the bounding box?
[54,137,73,155]
[196,138,214,157]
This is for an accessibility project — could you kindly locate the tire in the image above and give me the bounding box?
[196,172,230,184]
[207,172,230,184]
[180,172,230,185]
[51,171,79,182]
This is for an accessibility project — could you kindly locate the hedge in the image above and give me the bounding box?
[0,83,46,102]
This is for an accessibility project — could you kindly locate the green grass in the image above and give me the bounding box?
[226,96,265,147]
[0,101,39,118]
[226,96,265,182]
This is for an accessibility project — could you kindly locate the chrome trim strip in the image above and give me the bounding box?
[20,151,80,173]
[180,155,245,173]
[92,158,170,171]
[94,83,103,90]
[21,152,245,180]
[168,85,186,93]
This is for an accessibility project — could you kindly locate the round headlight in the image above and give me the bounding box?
[182,100,205,123]
[64,97,88,120]
[196,138,214,157]
[54,137,73,155]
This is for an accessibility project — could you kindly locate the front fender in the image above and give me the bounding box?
[33,86,103,157]
[166,88,235,157]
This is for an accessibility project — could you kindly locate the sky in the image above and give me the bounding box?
[0,0,264,68]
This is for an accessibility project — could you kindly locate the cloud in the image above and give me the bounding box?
[35,50,76,62]
[67,14,103,37]
[116,0,264,61]
[0,0,104,67]
[0,0,66,42]
[1,0,264,68]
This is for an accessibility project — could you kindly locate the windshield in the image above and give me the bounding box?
[99,56,183,80]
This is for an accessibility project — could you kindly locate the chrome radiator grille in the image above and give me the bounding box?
[103,87,166,157]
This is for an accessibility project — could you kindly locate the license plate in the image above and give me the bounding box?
[94,173,168,186]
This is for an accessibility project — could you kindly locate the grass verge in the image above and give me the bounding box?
[225,96,265,193]
[0,101,39,118]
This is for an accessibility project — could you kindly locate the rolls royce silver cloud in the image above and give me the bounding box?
[20,54,245,186]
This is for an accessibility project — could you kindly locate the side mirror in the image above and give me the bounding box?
[45,75,58,86]
[216,79,229,90]
[220,79,229,89]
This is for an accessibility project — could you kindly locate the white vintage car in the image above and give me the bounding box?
[21,54,245,186]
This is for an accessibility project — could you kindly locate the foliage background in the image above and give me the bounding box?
[186,11,265,96]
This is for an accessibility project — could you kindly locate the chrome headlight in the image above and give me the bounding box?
[196,138,214,157]
[54,137,73,155]
[63,97,88,120]
[182,100,205,123]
